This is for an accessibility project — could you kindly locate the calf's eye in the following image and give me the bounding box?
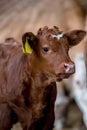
[43,47,49,52]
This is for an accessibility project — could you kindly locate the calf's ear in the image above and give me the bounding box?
[22,32,38,54]
[65,30,86,47]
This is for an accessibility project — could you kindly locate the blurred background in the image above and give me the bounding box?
[0,0,87,130]
[0,0,86,41]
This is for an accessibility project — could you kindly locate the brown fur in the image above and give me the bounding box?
[0,26,86,130]
[84,39,87,84]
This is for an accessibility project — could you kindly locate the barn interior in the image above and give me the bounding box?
[0,0,87,130]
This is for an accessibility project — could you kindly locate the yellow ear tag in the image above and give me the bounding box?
[22,37,33,54]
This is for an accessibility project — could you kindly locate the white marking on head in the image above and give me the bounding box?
[51,34,63,40]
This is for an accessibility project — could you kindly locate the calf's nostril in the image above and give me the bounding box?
[64,63,75,73]
[64,64,70,72]
[64,64,68,69]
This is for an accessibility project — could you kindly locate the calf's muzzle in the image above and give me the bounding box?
[64,62,75,74]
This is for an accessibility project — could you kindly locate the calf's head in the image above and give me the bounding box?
[22,26,86,81]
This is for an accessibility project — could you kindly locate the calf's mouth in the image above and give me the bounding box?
[56,72,74,81]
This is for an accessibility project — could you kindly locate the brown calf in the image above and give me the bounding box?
[0,26,86,130]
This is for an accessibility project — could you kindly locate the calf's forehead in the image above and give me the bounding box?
[37,26,61,43]
[37,26,61,36]
[37,26,69,48]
